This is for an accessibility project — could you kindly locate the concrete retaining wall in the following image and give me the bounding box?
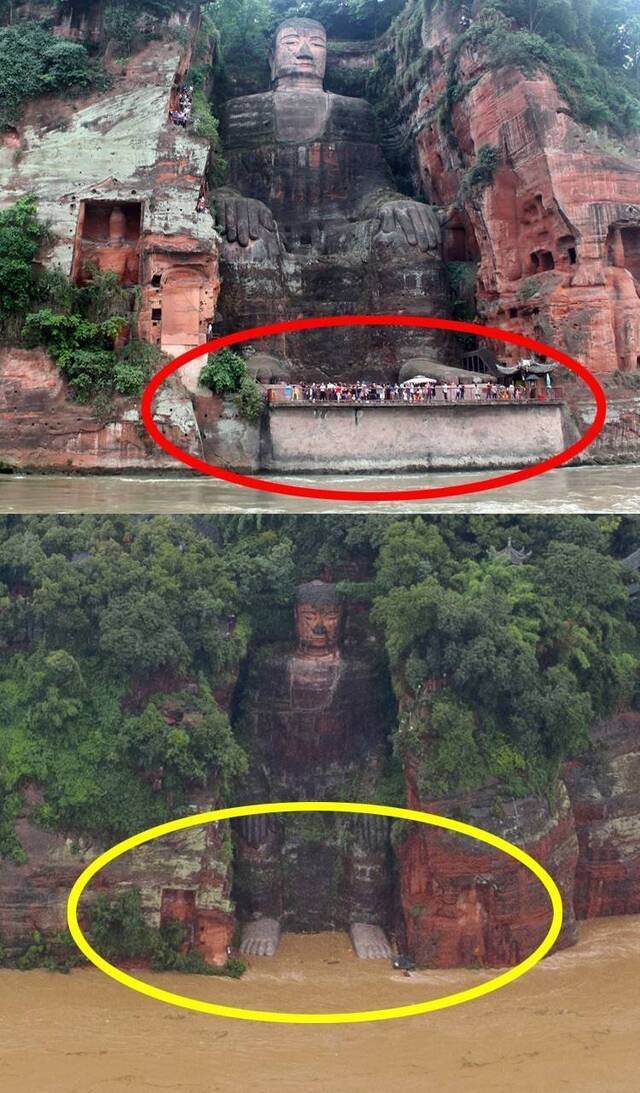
[261,402,570,473]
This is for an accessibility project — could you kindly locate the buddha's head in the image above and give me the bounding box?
[295,580,342,653]
[270,18,327,90]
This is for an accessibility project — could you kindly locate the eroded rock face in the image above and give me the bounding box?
[0,349,203,470]
[400,6,640,375]
[0,807,234,966]
[564,711,640,918]
[399,777,579,967]
[0,693,238,966]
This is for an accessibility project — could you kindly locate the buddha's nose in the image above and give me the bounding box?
[312,624,327,636]
[297,42,314,60]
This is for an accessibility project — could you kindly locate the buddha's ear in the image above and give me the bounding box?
[268,47,276,84]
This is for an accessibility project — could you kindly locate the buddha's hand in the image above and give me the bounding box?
[373,199,440,252]
[213,190,279,255]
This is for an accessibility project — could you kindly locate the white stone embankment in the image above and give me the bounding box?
[260,402,573,473]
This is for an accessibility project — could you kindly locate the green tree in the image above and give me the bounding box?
[0,195,48,325]
[0,21,99,129]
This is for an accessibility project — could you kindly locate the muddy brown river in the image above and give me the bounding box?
[1,917,638,1092]
[1,464,640,513]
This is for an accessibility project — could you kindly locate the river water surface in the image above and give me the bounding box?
[1,917,638,1092]
[2,465,640,512]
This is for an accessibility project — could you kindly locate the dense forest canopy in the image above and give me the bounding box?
[0,515,638,862]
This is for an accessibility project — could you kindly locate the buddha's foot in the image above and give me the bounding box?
[350,923,392,960]
[239,918,281,957]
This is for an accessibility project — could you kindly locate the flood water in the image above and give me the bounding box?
[1,464,640,513]
[1,917,638,1092]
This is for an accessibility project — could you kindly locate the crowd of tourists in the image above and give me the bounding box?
[169,84,194,128]
[279,379,536,403]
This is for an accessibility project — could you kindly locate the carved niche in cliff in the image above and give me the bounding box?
[71,199,141,286]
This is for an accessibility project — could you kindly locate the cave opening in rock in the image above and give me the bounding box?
[607,222,640,284]
[558,234,577,265]
[620,226,640,283]
[529,250,555,273]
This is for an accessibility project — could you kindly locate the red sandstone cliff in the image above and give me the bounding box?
[563,710,640,918]
[0,348,203,470]
[398,774,579,967]
[400,4,640,378]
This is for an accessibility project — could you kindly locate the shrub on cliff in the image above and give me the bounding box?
[200,348,247,394]
[459,145,502,200]
[200,349,264,421]
[22,309,128,401]
[235,375,264,422]
[0,21,103,130]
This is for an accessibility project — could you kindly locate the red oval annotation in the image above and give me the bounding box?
[140,315,607,503]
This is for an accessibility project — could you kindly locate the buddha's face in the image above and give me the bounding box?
[295,600,341,652]
[271,21,327,88]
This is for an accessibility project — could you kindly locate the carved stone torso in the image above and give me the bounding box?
[223,89,391,236]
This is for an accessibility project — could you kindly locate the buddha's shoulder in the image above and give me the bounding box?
[225,91,275,113]
[223,93,276,135]
[325,92,377,139]
[223,90,377,142]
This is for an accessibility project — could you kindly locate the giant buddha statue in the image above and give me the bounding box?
[234,580,393,960]
[213,17,449,379]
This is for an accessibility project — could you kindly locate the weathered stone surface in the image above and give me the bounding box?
[563,711,640,918]
[0,349,202,470]
[0,24,222,451]
[398,777,579,968]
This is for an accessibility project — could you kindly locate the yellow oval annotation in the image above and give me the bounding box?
[67,801,563,1024]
